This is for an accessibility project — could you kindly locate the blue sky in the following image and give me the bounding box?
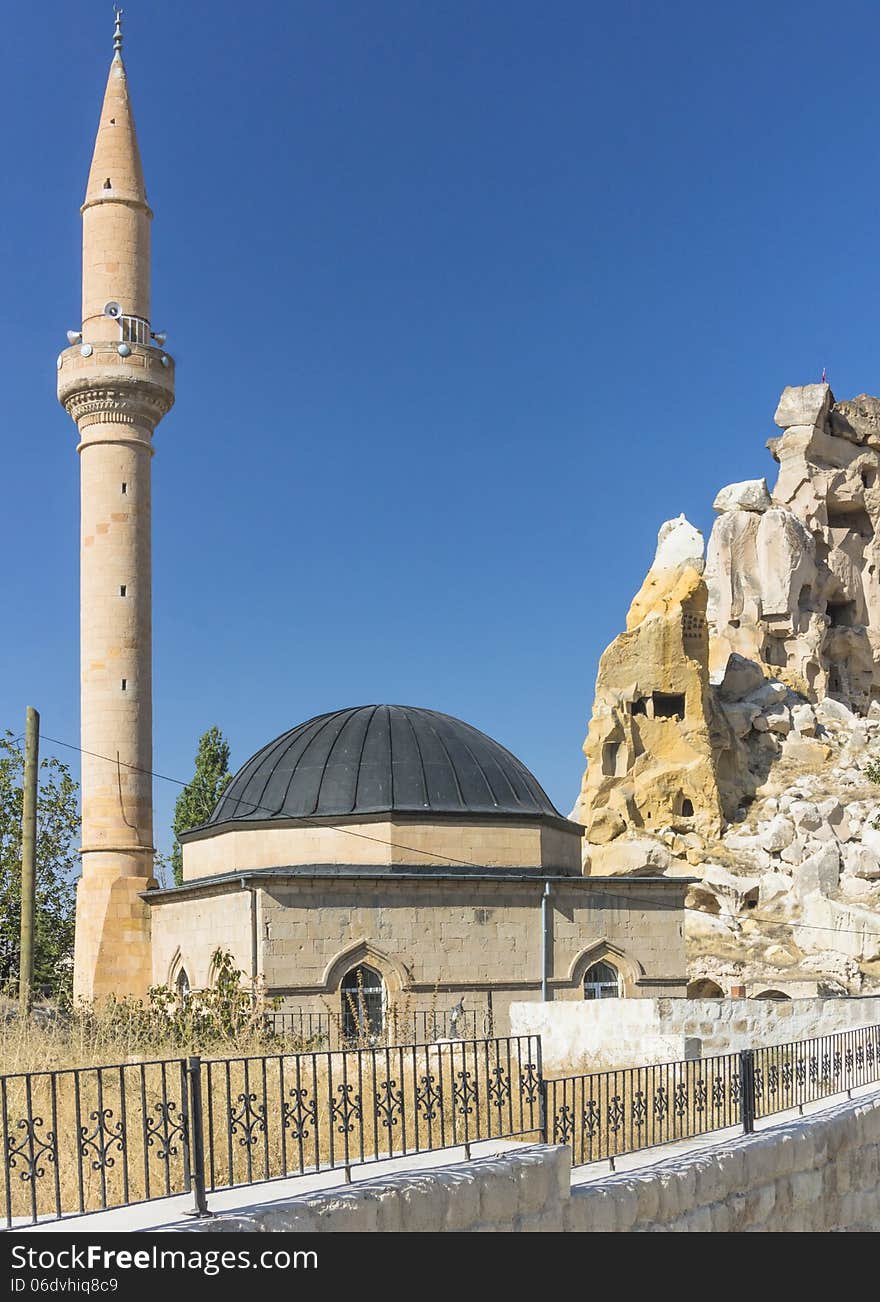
[2,1,879,859]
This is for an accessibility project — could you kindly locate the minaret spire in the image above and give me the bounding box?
[57,17,174,1003]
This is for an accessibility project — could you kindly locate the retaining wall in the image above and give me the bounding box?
[509,996,880,1072]
[165,1087,880,1233]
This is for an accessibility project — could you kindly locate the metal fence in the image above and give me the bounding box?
[1,1035,540,1228]
[4,1022,880,1227]
[546,1022,880,1169]
[1,1059,192,1229]
[264,1006,494,1049]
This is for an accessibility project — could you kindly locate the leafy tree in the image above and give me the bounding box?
[171,727,232,885]
[0,731,78,999]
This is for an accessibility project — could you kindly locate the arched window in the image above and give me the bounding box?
[583,960,621,1000]
[341,964,385,1041]
[687,978,723,998]
[175,967,190,1000]
[751,989,791,1001]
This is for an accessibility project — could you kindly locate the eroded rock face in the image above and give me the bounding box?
[709,383,880,714]
[572,382,880,995]
[571,517,726,869]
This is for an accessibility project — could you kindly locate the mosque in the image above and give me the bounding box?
[57,19,689,1031]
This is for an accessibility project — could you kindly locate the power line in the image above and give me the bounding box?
[31,726,880,945]
[38,732,519,875]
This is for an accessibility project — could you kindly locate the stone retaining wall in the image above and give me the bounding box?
[166,1087,880,1233]
[510,995,880,1072]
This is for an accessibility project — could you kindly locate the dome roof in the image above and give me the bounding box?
[205,705,563,827]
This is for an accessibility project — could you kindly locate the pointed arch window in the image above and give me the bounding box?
[341,964,385,1042]
[583,960,621,1000]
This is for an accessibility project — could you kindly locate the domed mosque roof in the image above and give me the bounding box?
[204,705,565,828]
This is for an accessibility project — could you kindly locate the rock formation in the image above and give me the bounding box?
[707,384,880,711]
[574,383,880,995]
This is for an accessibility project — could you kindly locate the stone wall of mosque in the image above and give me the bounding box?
[147,874,688,1029]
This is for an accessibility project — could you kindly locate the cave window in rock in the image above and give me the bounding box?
[827,600,856,628]
[602,741,620,776]
[764,635,787,668]
[861,466,876,489]
[678,795,694,819]
[583,960,621,1000]
[652,692,685,721]
[687,978,723,998]
[341,964,385,1042]
[631,697,649,717]
[798,584,813,611]
[828,506,872,538]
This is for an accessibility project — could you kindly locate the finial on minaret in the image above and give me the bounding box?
[113,7,123,56]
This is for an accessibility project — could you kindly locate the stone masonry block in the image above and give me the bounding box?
[743,1183,776,1228]
[397,1174,449,1232]
[441,1169,482,1231]
[514,1208,564,1232]
[302,1190,378,1233]
[569,1186,618,1233]
[478,1162,520,1224]
[358,1184,404,1233]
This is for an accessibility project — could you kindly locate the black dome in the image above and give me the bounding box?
[205,705,562,826]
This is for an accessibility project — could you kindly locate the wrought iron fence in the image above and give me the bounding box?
[200,1036,541,1194]
[5,1022,880,1226]
[1,1035,540,1228]
[753,1026,880,1120]
[1,1059,192,1229]
[545,1052,742,1168]
[264,1006,494,1048]
[547,1021,880,1169]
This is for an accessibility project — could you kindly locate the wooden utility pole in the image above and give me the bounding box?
[19,707,39,1016]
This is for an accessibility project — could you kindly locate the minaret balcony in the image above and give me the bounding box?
[57,338,175,433]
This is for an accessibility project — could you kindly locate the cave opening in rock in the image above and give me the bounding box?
[827,600,856,628]
[652,692,685,720]
[827,506,872,538]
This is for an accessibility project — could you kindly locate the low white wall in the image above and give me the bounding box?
[160,1146,572,1234]
[509,996,880,1073]
[166,1088,880,1232]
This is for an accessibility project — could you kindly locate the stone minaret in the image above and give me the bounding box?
[57,14,173,1001]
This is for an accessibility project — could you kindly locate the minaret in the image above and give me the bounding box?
[57,12,173,1001]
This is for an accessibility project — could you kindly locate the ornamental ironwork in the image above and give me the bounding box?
[487,1067,510,1113]
[80,1107,125,1172]
[330,1084,361,1136]
[282,1088,317,1141]
[376,1079,404,1130]
[7,1117,56,1184]
[145,1101,187,1162]
[229,1092,267,1150]
[416,1075,443,1122]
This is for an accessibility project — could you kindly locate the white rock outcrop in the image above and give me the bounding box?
[573,381,880,996]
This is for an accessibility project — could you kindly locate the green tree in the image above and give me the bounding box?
[171,727,232,885]
[0,731,78,999]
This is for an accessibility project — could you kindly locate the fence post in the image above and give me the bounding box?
[536,1036,548,1144]
[739,1049,756,1136]
[184,1055,212,1218]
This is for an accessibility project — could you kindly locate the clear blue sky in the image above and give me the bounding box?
[2,1,879,861]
